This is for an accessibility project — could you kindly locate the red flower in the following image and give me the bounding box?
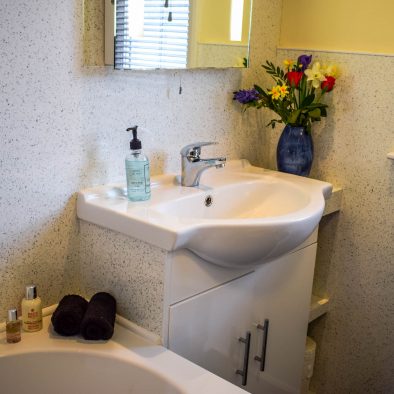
[286,71,303,88]
[321,76,336,92]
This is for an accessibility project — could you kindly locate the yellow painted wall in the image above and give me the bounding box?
[280,0,394,54]
[197,0,251,45]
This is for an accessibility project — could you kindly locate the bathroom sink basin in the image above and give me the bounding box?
[77,160,332,267]
[153,180,310,220]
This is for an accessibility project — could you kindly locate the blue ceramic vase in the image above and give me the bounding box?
[276,125,313,176]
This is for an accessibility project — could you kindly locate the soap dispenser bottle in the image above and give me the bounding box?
[21,284,42,332]
[125,126,151,201]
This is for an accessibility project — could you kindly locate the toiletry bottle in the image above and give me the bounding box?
[125,126,151,201]
[21,284,42,332]
[6,308,21,343]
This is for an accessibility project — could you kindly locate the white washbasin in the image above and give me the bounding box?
[154,180,310,220]
[77,160,332,267]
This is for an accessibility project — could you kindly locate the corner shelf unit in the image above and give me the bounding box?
[323,187,342,216]
[309,295,329,323]
[308,186,342,323]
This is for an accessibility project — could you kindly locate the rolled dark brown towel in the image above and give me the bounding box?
[51,295,89,336]
[80,292,117,340]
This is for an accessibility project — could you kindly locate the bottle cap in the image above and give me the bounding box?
[25,284,37,300]
[8,308,18,321]
[127,126,142,150]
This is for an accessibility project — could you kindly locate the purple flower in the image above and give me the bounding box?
[297,54,312,71]
[233,89,259,104]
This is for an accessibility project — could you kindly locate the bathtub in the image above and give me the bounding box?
[0,312,246,394]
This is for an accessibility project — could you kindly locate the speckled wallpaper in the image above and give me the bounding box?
[274,49,394,394]
[0,0,280,322]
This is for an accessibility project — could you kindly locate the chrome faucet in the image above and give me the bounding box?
[180,142,226,187]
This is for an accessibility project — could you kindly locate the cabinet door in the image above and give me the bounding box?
[168,272,255,388]
[247,245,317,394]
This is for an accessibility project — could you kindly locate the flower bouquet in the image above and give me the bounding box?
[233,55,338,175]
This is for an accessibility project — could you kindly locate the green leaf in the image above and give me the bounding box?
[262,61,285,81]
[309,108,321,119]
[254,84,264,94]
[300,78,307,103]
[288,109,301,124]
[306,103,327,109]
[301,94,315,108]
[266,119,283,129]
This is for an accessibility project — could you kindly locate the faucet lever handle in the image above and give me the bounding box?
[180,142,218,158]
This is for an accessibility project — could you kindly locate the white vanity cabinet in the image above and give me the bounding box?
[168,271,255,387]
[247,244,316,394]
[167,242,317,394]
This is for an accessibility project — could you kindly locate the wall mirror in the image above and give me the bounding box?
[105,0,253,70]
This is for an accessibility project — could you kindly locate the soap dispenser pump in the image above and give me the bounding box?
[125,126,151,201]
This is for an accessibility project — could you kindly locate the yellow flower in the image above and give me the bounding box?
[304,62,326,89]
[322,64,339,78]
[269,85,288,100]
[283,59,294,70]
[279,84,289,98]
[268,86,281,100]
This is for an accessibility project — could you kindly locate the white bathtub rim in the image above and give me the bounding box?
[0,313,247,394]
[0,303,161,345]
[0,348,187,394]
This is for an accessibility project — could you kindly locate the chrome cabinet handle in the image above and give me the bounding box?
[236,331,251,386]
[254,319,269,371]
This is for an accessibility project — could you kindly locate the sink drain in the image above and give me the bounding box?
[205,195,213,207]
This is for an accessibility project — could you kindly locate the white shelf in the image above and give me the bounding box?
[309,295,329,323]
[323,187,342,216]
